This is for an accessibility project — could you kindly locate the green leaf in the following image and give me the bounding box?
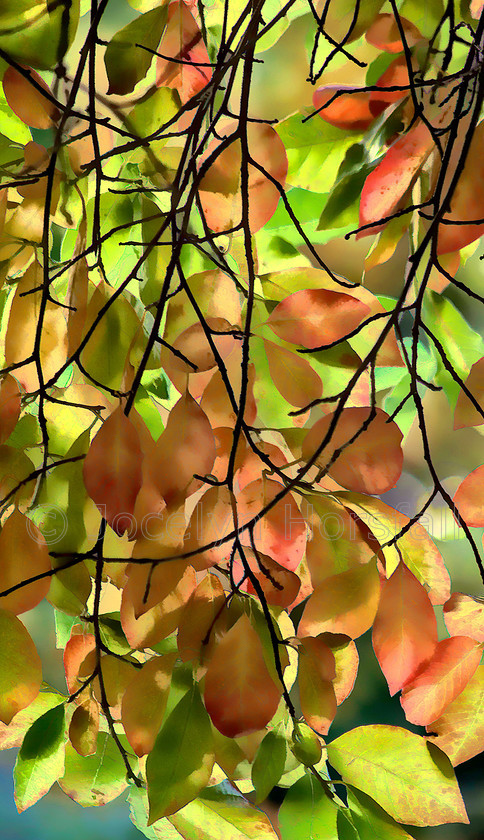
[14,702,65,811]
[327,726,468,827]
[146,682,215,822]
[278,772,339,840]
[127,86,180,140]
[58,733,129,806]
[276,109,359,194]
[318,165,372,231]
[105,5,169,95]
[0,0,80,69]
[0,689,65,749]
[99,613,132,656]
[347,787,417,839]
[168,784,280,839]
[422,292,484,407]
[129,787,184,839]
[251,727,287,803]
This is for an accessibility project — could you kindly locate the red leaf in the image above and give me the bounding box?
[302,407,403,495]
[156,0,212,103]
[149,390,215,507]
[401,636,483,726]
[313,86,374,131]
[372,562,438,695]
[365,14,422,53]
[359,120,434,237]
[203,613,282,737]
[444,593,484,643]
[0,375,21,445]
[236,478,306,571]
[369,56,410,118]
[453,465,484,527]
[437,121,484,254]
[298,636,337,735]
[267,288,370,349]
[83,405,143,536]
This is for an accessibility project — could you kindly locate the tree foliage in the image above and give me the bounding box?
[0,0,484,837]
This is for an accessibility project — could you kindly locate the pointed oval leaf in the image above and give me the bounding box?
[204,613,282,737]
[365,13,422,52]
[105,4,169,95]
[453,464,484,527]
[69,698,99,757]
[156,0,212,103]
[313,86,374,131]
[437,121,484,254]
[454,357,484,429]
[146,682,215,822]
[59,733,128,806]
[263,339,322,407]
[372,562,438,695]
[302,407,403,495]
[14,702,65,812]
[236,478,306,572]
[278,772,339,840]
[0,609,42,724]
[0,374,21,445]
[0,509,51,614]
[149,391,215,507]
[267,288,370,350]
[299,559,380,640]
[400,636,483,725]
[251,728,287,803]
[443,592,484,643]
[429,655,484,766]
[327,725,468,826]
[2,66,59,128]
[83,404,143,535]
[298,636,337,735]
[122,652,177,756]
[177,573,227,663]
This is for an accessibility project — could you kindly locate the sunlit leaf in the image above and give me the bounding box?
[2,66,58,129]
[59,733,129,806]
[443,592,484,643]
[0,509,51,614]
[122,652,177,756]
[105,4,169,95]
[429,655,484,765]
[0,609,42,724]
[327,725,468,826]
[453,465,484,527]
[14,702,65,811]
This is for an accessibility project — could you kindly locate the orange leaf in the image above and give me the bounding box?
[0,510,51,615]
[454,357,484,429]
[302,407,403,495]
[203,613,282,737]
[0,375,21,445]
[83,405,143,536]
[122,653,177,756]
[313,86,374,131]
[177,573,227,663]
[236,478,306,571]
[365,13,422,52]
[298,559,381,639]
[443,593,484,643]
[437,121,484,254]
[245,550,301,609]
[401,636,483,726]
[263,339,322,407]
[0,609,42,725]
[198,121,288,233]
[149,391,215,507]
[298,636,337,735]
[359,120,434,237]
[92,655,138,717]
[123,558,188,620]
[267,288,370,349]
[302,494,380,587]
[369,56,410,118]
[453,465,484,527]
[63,631,96,697]
[429,655,484,766]
[2,66,59,129]
[69,698,99,757]
[372,562,438,695]
[184,485,234,570]
[156,0,212,103]
[120,563,196,650]
[237,440,286,490]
